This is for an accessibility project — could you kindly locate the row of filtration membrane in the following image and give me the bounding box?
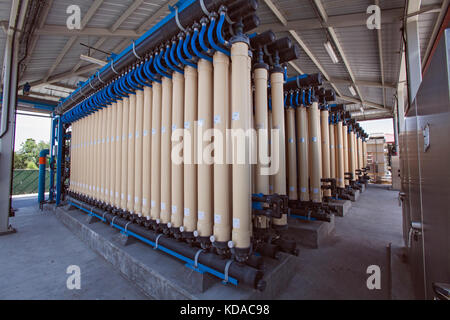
[61,0,369,289]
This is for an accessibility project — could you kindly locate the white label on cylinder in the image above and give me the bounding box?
[184,122,190,129]
[330,145,334,149]
[101,187,104,193]
[300,137,305,143]
[269,185,274,191]
[135,131,139,138]
[313,188,319,194]
[106,137,109,143]
[198,211,205,220]
[117,135,120,141]
[301,187,307,193]
[152,128,156,135]
[161,126,166,133]
[121,193,124,199]
[214,115,221,124]
[172,125,177,131]
[143,130,148,137]
[143,198,147,206]
[127,195,131,201]
[233,218,240,229]
[135,196,139,203]
[198,119,204,127]
[151,200,155,207]
[172,205,177,214]
[161,202,166,210]
[232,112,239,121]
[102,138,105,143]
[128,133,132,139]
[289,138,294,144]
[116,192,119,198]
[214,214,221,224]
[312,137,317,143]
[105,189,108,195]
[338,144,343,149]
[290,186,295,192]
[110,191,113,196]
[184,208,190,216]
[111,136,114,142]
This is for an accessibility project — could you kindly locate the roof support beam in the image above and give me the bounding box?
[312,0,366,105]
[43,0,104,82]
[422,0,449,69]
[328,78,396,89]
[375,0,387,109]
[35,25,142,38]
[261,0,308,79]
[339,95,387,110]
[405,0,422,103]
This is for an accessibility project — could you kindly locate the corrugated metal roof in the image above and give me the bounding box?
[0,0,444,120]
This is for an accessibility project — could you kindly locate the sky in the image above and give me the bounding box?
[14,113,51,151]
[359,119,394,136]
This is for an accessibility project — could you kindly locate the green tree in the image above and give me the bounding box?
[13,138,50,169]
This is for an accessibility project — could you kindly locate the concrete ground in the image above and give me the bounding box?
[0,196,148,300]
[0,186,414,300]
[279,184,415,300]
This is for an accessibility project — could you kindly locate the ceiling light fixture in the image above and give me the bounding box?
[349,85,357,96]
[324,41,339,64]
[80,54,107,66]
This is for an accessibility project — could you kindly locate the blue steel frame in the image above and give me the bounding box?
[55,116,64,205]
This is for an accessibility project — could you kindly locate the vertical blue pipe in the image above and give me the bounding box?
[38,149,49,204]
[56,116,64,206]
[49,116,56,201]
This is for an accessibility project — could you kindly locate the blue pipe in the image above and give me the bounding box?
[216,11,228,47]
[177,37,196,68]
[183,32,195,62]
[38,149,50,204]
[55,116,63,205]
[143,56,161,83]
[191,28,212,62]
[199,22,212,55]
[154,52,172,78]
[134,63,152,87]
[165,44,183,74]
[156,49,172,78]
[207,16,229,56]
[127,69,143,91]
[49,117,56,201]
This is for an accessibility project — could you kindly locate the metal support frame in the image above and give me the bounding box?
[55,116,64,205]
[405,0,423,103]
[49,116,57,202]
[0,0,29,235]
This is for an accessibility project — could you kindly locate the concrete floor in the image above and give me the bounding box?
[280,184,415,300]
[0,186,414,300]
[0,196,148,300]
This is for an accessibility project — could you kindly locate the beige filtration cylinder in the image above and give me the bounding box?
[127,94,136,213]
[268,110,274,194]
[213,52,231,241]
[296,106,309,201]
[78,119,83,194]
[105,106,112,204]
[363,140,367,168]
[336,121,345,189]
[348,131,356,181]
[358,135,363,172]
[253,67,269,229]
[96,109,104,200]
[231,41,252,251]
[114,100,123,208]
[183,66,198,233]
[197,59,213,238]
[320,109,331,198]
[142,87,153,218]
[329,122,336,180]
[71,122,76,193]
[286,107,298,200]
[134,90,144,215]
[101,106,108,203]
[93,112,100,199]
[109,102,117,204]
[120,98,130,210]
[160,77,173,225]
[171,72,184,228]
[151,82,162,222]
[343,124,349,186]
[309,102,322,203]
[88,115,94,198]
[270,71,287,226]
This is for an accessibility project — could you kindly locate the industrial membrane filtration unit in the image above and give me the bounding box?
[50,0,370,291]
